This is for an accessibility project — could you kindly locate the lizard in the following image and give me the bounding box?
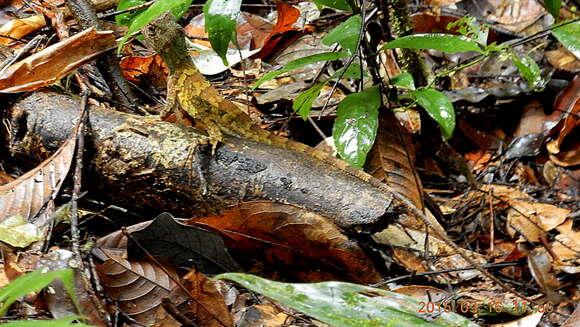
[140,13,534,303]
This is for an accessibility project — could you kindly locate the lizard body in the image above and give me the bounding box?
[142,14,532,302]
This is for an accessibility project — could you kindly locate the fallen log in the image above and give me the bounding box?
[6,91,397,228]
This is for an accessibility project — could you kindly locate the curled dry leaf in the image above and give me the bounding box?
[0,113,81,248]
[190,201,382,284]
[0,15,46,45]
[527,249,562,303]
[0,27,116,93]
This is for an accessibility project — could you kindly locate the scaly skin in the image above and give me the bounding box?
[144,13,533,303]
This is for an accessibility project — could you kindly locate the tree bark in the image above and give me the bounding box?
[6,91,397,228]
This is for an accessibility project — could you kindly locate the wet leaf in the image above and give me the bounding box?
[322,14,361,55]
[382,34,484,54]
[552,20,580,59]
[510,54,544,90]
[115,0,148,26]
[409,88,455,140]
[215,273,480,327]
[333,86,380,168]
[203,0,242,65]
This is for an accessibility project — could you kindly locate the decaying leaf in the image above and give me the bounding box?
[191,201,382,284]
[0,27,115,93]
[0,112,82,248]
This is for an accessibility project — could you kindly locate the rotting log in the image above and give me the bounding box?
[5,91,397,228]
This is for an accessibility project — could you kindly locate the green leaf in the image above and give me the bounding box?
[115,0,147,26]
[391,72,415,90]
[293,82,325,120]
[292,63,365,120]
[382,34,484,54]
[544,0,562,19]
[333,86,380,168]
[0,269,78,316]
[322,15,362,55]
[117,0,191,53]
[203,0,242,66]
[510,54,544,91]
[409,88,455,140]
[215,273,480,327]
[313,0,351,11]
[552,20,580,59]
[252,51,348,89]
[0,316,93,327]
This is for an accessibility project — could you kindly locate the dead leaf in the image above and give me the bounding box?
[0,27,115,93]
[179,270,233,327]
[96,249,180,326]
[365,110,424,216]
[0,15,46,45]
[254,1,301,59]
[527,249,562,303]
[191,201,382,284]
[0,111,82,247]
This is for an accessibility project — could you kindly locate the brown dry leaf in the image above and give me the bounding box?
[0,112,81,247]
[191,201,382,284]
[365,110,424,217]
[0,27,115,93]
[237,304,290,327]
[553,219,580,274]
[95,249,180,326]
[119,54,167,85]
[180,270,233,327]
[545,74,580,167]
[0,15,46,45]
[527,249,562,303]
[374,225,486,283]
[506,200,570,242]
[546,48,580,72]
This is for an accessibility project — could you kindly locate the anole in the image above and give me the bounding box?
[141,13,532,303]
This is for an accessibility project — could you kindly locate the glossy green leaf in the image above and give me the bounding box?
[313,0,351,11]
[215,273,480,327]
[409,88,455,140]
[203,0,242,66]
[382,34,484,54]
[552,20,580,59]
[333,86,380,168]
[0,316,93,327]
[510,54,544,91]
[332,63,365,80]
[0,269,78,316]
[117,0,191,53]
[252,51,348,89]
[544,0,562,19]
[115,0,147,26]
[391,72,415,90]
[322,15,362,55]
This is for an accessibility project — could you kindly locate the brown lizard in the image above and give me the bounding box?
[141,13,533,303]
